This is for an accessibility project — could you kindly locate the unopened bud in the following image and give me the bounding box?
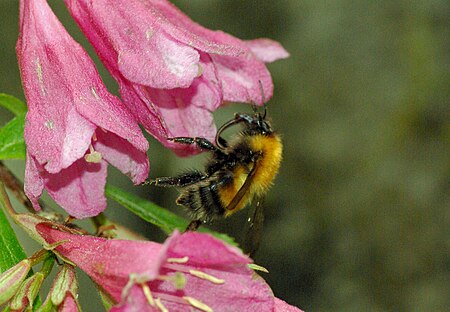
[10,272,44,310]
[0,259,31,305]
[50,264,78,306]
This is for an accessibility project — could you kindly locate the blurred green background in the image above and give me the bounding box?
[1,0,448,311]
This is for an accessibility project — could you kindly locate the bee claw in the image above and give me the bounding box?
[185,219,202,232]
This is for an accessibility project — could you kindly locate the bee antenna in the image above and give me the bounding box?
[258,80,267,119]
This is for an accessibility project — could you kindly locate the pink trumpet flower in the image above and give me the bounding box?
[17,0,149,218]
[36,224,302,312]
[63,0,289,154]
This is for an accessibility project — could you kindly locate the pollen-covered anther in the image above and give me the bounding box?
[167,256,189,264]
[84,145,102,163]
[183,296,213,312]
[248,263,269,273]
[189,269,225,284]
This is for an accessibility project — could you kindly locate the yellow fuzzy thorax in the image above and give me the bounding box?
[219,134,283,216]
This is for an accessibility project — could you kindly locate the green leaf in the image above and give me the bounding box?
[0,94,27,116]
[105,185,238,247]
[0,188,27,274]
[0,113,26,160]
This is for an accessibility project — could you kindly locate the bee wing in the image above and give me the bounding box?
[242,196,265,257]
[224,158,264,256]
[225,158,259,212]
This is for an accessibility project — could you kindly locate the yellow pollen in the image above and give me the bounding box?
[189,269,225,285]
[155,298,168,312]
[142,284,155,306]
[183,296,213,312]
[167,256,189,264]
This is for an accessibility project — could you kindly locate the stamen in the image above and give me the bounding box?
[167,256,189,264]
[142,283,155,306]
[248,263,269,273]
[183,296,213,312]
[189,270,225,285]
[163,263,189,273]
[84,144,102,163]
[144,291,213,311]
[155,298,168,312]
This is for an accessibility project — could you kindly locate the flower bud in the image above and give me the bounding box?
[0,259,31,305]
[50,264,78,307]
[10,272,44,310]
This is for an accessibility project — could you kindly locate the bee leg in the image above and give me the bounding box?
[147,171,206,187]
[168,137,222,153]
[185,219,202,232]
[216,136,228,148]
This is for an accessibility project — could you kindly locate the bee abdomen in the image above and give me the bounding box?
[176,182,225,221]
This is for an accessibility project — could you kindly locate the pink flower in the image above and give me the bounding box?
[36,223,302,312]
[17,0,149,218]
[63,0,289,154]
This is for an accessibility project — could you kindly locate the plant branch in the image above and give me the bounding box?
[0,161,36,213]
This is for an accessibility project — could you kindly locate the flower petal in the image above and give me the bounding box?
[211,54,274,105]
[24,153,44,212]
[43,158,108,219]
[245,39,290,63]
[58,293,81,312]
[274,297,304,312]
[118,32,200,89]
[94,130,149,184]
[17,0,96,173]
[148,0,246,56]
[73,85,149,154]
[64,0,200,89]
[36,223,164,302]
[109,285,152,312]
[166,232,248,266]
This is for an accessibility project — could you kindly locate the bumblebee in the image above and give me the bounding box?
[149,105,282,253]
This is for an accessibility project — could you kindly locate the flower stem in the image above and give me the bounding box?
[0,161,36,213]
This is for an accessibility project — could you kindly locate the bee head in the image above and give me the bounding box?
[249,104,272,134]
[215,81,273,148]
[215,105,272,149]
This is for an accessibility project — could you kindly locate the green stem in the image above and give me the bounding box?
[39,256,54,278]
